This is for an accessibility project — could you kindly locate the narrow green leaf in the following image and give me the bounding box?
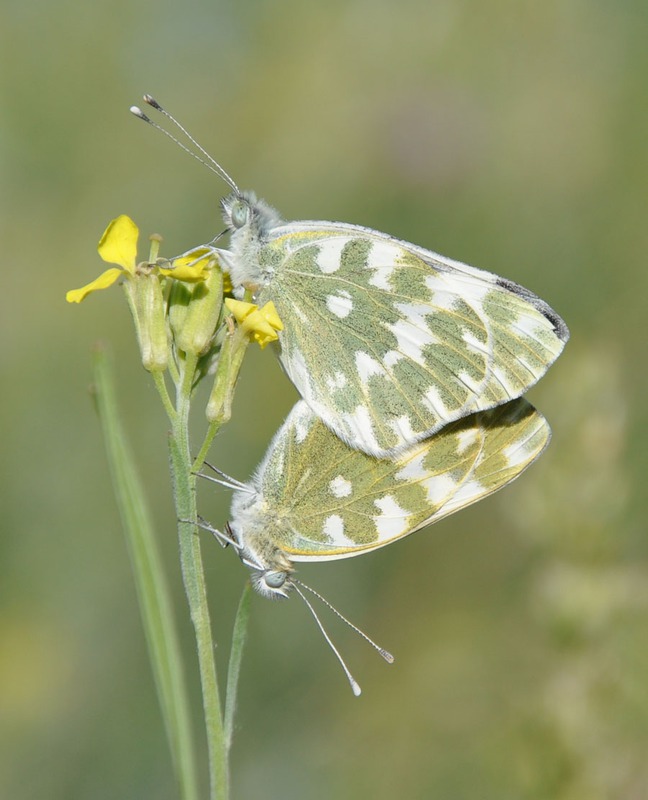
[92,345,200,800]
[224,583,252,751]
[171,351,228,800]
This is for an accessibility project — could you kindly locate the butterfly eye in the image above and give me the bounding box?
[263,570,287,589]
[230,199,249,229]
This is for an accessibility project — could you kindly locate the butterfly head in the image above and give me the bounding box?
[221,190,282,238]
[220,190,283,292]
[225,515,295,600]
[249,566,293,600]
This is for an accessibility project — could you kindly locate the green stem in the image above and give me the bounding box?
[92,346,199,800]
[192,421,219,474]
[168,349,180,386]
[171,352,228,800]
[153,370,177,423]
[179,351,199,403]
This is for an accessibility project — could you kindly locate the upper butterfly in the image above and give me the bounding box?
[133,96,569,457]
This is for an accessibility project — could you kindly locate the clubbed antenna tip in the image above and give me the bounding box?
[143,93,161,110]
[130,106,150,122]
[128,92,240,194]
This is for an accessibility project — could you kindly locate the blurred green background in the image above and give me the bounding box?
[2,1,646,798]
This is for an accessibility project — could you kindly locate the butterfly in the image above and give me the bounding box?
[132,96,569,458]
[223,396,549,594]
[214,193,568,458]
[200,396,550,692]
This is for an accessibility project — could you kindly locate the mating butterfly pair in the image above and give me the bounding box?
[134,96,568,691]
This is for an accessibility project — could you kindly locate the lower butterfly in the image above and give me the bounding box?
[202,396,550,693]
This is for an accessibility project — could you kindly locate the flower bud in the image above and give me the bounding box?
[175,265,224,356]
[167,279,192,346]
[128,273,169,372]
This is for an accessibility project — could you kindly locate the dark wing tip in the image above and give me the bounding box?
[496,277,570,344]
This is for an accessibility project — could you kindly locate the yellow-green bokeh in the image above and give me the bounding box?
[2,1,646,798]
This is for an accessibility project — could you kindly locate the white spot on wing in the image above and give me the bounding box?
[329,476,352,498]
[373,495,410,538]
[503,440,532,468]
[355,351,384,385]
[387,304,439,364]
[513,313,544,337]
[440,479,486,514]
[456,427,479,454]
[366,241,403,289]
[285,348,314,398]
[325,371,348,392]
[424,276,460,310]
[426,272,491,305]
[383,350,404,368]
[326,290,353,318]
[389,415,417,443]
[422,474,458,506]
[288,401,315,444]
[463,329,488,353]
[323,514,345,540]
[422,386,449,418]
[491,366,515,395]
[342,405,380,453]
[316,237,350,274]
[395,451,428,482]
[458,370,485,394]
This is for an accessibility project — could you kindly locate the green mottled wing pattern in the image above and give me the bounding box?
[251,397,550,561]
[257,222,568,457]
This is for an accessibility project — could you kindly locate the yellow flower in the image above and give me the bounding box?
[159,247,213,283]
[66,218,212,304]
[66,215,139,303]
[225,298,283,349]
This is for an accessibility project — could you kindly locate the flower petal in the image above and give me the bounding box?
[66,267,124,303]
[248,314,280,348]
[258,301,283,332]
[224,298,257,324]
[98,215,139,272]
[159,261,210,283]
[224,298,283,348]
[160,247,217,283]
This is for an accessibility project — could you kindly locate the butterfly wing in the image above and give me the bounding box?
[252,398,550,562]
[257,222,568,457]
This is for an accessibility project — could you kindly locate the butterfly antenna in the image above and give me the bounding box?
[294,579,394,664]
[197,460,252,492]
[292,583,362,696]
[130,94,241,194]
[197,472,254,493]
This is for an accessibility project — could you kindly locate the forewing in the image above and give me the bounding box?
[257,398,550,561]
[258,223,568,457]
